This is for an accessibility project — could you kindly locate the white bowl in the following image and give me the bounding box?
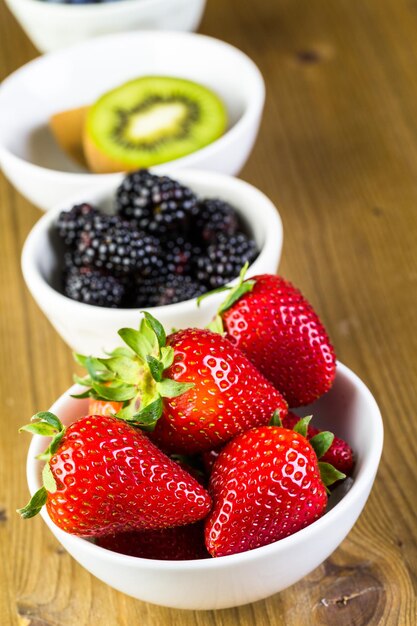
[0,31,265,211]
[25,363,383,610]
[5,0,206,53]
[21,169,283,355]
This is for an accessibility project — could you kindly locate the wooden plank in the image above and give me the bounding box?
[1,0,416,623]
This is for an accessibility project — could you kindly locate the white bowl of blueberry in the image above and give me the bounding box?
[21,169,283,354]
[5,0,206,53]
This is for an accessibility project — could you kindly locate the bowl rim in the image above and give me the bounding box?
[0,31,265,178]
[6,0,202,13]
[20,168,283,318]
[26,361,383,570]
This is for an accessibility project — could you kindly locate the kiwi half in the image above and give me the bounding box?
[83,76,227,173]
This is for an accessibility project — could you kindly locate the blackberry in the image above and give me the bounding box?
[115,170,198,239]
[64,266,125,307]
[195,233,258,289]
[76,215,162,276]
[56,203,99,247]
[129,273,206,308]
[190,198,242,245]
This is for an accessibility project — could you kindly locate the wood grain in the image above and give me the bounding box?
[1,0,417,624]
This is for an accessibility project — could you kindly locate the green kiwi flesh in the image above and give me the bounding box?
[85,76,228,170]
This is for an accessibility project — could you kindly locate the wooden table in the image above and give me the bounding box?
[1,0,417,624]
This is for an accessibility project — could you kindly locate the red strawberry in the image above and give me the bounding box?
[150,328,287,453]
[205,426,328,557]
[88,398,122,416]
[283,412,354,475]
[75,314,288,455]
[18,413,211,536]
[207,272,336,407]
[97,521,210,560]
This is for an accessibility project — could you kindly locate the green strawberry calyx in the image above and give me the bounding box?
[197,263,256,334]
[268,411,346,491]
[17,412,65,519]
[72,312,194,431]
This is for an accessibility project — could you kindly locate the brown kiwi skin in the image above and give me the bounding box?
[50,106,89,169]
[83,130,136,173]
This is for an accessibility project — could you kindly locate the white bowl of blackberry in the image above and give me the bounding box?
[21,169,283,355]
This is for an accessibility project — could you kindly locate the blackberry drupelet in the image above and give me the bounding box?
[56,203,99,247]
[195,233,258,288]
[115,170,198,239]
[64,266,125,307]
[190,198,242,245]
[76,215,162,276]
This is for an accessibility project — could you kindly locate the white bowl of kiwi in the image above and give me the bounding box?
[21,169,283,355]
[0,31,265,212]
[5,0,206,53]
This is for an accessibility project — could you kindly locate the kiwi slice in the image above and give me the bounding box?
[83,76,227,173]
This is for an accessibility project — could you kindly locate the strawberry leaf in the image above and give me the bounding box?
[146,356,164,382]
[70,389,94,399]
[115,396,139,421]
[318,462,346,487]
[142,312,166,349]
[197,285,231,307]
[207,315,224,335]
[42,463,57,493]
[85,356,114,383]
[129,397,163,430]
[17,487,48,519]
[91,382,136,402]
[98,356,141,385]
[23,413,67,462]
[32,412,63,432]
[20,423,58,437]
[269,410,283,427]
[73,352,88,367]
[293,415,313,438]
[49,430,66,456]
[160,346,174,370]
[156,379,194,398]
[218,281,255,315]
[310,432,334,459]
[73,374,93,387]
[139,317,159,353]
[118,328,153,362]
[106,346,136,358]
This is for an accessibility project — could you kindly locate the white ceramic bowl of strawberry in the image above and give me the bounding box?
[0,31,264,211]
[24,362,383,610]
[21,169,283,355]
